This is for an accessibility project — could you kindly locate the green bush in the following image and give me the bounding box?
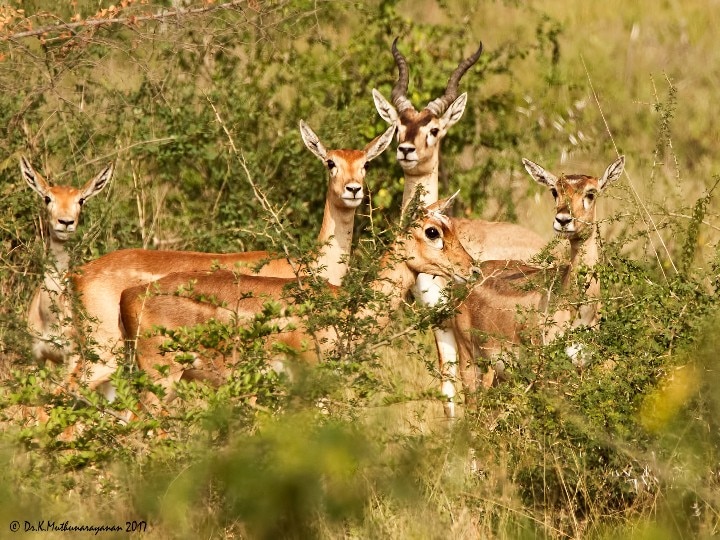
[1,1,720,538]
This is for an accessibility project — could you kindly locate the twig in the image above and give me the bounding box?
[4,0,251,41]
[666,212,720,233]
[52,137,177,180]
[204,93,299,276]
[49,379,131,424]
[461,492,570,537]
[651,74,682,183]
[580,54,677,280]
[367,317,426,353]
[132,165,147,247]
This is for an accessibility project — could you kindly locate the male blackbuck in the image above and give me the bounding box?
[373,39,548,416]
[69,122,396,400]
[119,197,476,411]
[452,156,626,393]
[22,156,113,367]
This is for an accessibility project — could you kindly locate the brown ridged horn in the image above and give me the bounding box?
[390,37,415,113]
[425,42,483,116]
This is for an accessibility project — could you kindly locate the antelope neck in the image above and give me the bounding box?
[313,199,357,286]
[48,236,71,275]
[401,165,439,216]
[567,225,599,278]
[565,223,601,326]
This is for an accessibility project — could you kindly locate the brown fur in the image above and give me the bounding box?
[22,157,113,367]
[453,156,625,393]
[374,71,547,417]
[120,202,476,411]
[68,123,396,396]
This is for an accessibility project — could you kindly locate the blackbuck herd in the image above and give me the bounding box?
[23,40,625,420]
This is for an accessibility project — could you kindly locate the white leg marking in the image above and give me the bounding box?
[443,400,456,419]
[468,447,478,475]
[413,274,461,419]
[436,319,459,419]
[97,381,117,403]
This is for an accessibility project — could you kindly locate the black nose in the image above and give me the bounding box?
[555,214,572,226]
[347,186,361,196]
[58,219,75,226]
[398,145,414,156]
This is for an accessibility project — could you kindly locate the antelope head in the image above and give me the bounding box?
[402,193,475,283]
[522,156,625,240]
[21,156,114,243]
[372,38,483,176]
[300,120,396,209]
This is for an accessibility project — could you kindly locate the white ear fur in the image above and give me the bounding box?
[434,190,460,215]
[299,120,328,161]
[522,157,558,187]
[439,93,467,130]
[598,155,625,191]
[20,156,50,197]
[81,163,114,200]
[364,124,397,161]
[372,89,399,125]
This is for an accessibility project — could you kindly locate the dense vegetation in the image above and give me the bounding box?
[1,0,719,538]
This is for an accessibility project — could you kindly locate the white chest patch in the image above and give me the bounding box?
[412,273,447,306]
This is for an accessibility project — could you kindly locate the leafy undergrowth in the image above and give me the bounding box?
[1,236,720,539]
[1,0,720,538]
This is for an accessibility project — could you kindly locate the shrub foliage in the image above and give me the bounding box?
[0,0,719,538]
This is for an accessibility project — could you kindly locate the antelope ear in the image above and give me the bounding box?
[438,93,467,130]
[522,157,558,187]
[431,190,460,215]
[299,120,328,161]
[81,162,114,201]
[364,124,396,161]
[372,89,399,125]
[598,155,625,191]
[20,156,51,197]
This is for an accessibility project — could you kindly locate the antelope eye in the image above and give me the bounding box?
[585,191,596,202]
[44,196,51,205]
[326,159,335,170]
[363,162,370,170]
[550,188,558,198]
[78,198,85,206]
[430,128,440,137]
[425,226,440,240]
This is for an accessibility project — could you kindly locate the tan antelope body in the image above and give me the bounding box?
[373,40,547,416]
[119,200,475,408]
[70,122,396,398]
[22,157,114,366]
[452,156,626,392]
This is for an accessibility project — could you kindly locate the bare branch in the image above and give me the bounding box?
[580,54,677,280]
[4,1,252,41]
[204,93,299,276]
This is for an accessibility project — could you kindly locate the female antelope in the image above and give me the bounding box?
[453,156,626,393]
[69,122,395,399]
[22,157,113,366]
[120,198,475,410]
